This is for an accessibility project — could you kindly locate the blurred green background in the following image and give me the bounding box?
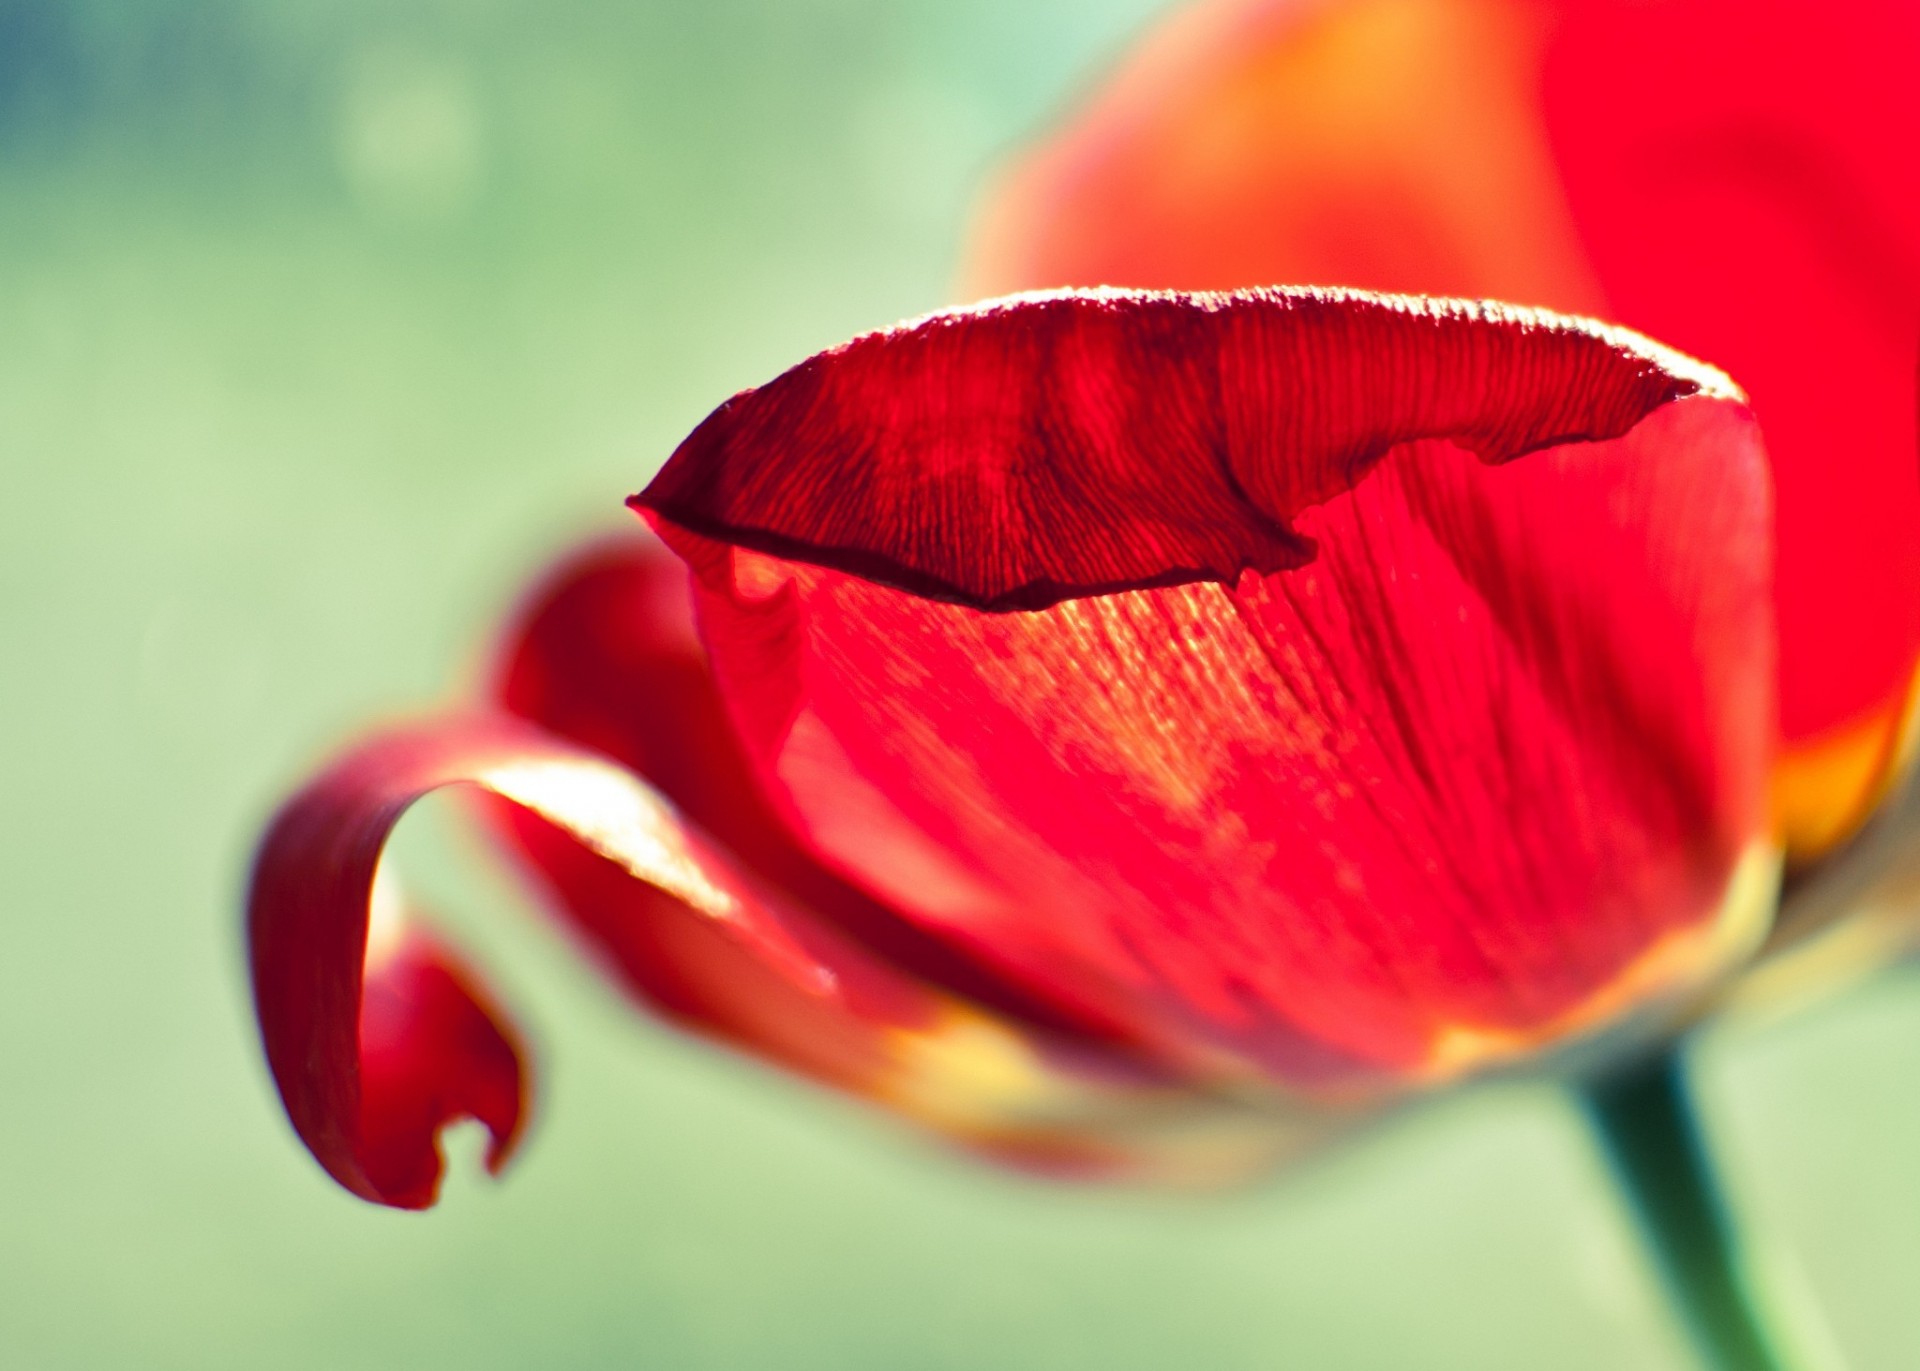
[7,1,1920,1366]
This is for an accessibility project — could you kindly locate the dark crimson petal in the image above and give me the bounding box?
[645,295,1778,1084]
[1542,0,1920,751]
[635,288,1731,614]
[248,714,1321,1205]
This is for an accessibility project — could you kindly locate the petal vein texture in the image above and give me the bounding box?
[637,287,1779,1086]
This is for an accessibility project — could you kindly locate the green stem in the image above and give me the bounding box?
[1579,1049,1809,1371]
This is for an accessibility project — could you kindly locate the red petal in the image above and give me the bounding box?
[356,916,525,1208]
[636,288,1730,614]
[961,0,1920,848]
[249,726,539,1209]
[642,292,1778,1085]
[484,533,1128,1043]
[1541,0,1920,748]
[249,714,1312,1203]
[247,716,899,1207]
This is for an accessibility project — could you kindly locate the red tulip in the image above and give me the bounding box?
[248,0,1920,1220]
[251,286,1800,1207]
[963,0,1920,862]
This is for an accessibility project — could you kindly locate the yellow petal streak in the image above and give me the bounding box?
[483,756,739,920]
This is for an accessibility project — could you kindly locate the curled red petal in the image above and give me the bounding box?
[642,292,1778,1086]
[250,714,1313,1202]
[249,726,539,1208]
[246,716,854,1208]
[634,288,1734,614]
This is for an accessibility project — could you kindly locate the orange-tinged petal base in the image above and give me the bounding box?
[1771,658,1920,864]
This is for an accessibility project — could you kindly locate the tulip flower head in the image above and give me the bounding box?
[248,3,1920,1366]
[256,284,1792,1203]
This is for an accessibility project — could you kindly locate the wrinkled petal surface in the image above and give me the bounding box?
[963,0,1920,855]
[639,289,1780,1088]
[641,288,1731,612]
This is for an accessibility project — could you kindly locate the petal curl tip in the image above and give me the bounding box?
[356,919,528,1208]
[248,728,531,1209]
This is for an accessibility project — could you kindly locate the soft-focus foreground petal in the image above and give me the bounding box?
[249,713,1321,1207]
[963,0,1920,861]
[357,888,525,1210]
[637,288,1780,1092]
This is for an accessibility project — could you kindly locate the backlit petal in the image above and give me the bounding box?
[484,533,1134,1044]
[640,290,1779,1090]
